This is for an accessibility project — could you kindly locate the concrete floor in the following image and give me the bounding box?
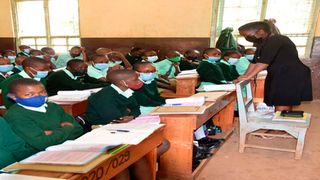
[197,100,320,180]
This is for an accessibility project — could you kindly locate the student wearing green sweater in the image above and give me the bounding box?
[217,51,240,81]
[4,78,83,152]
[133,62,165,107]
[0,117,35,169]
[0,57,51,109]
[46,59,109,96]
[86,69,142,125]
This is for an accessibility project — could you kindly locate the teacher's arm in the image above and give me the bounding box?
[234,62,268,83]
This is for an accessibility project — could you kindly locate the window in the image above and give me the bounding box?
[216,0,317,57]
[13,0,80,53]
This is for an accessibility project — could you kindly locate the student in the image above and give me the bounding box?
[184,49,202,64]
[41,47,58,64]
[0,117,35,169]
[95,47,112,56]
[218,51,240,81]
[2,50,16,63]
[0,57,51,109]
[154,50,181,79]
[55,46,88,68]
[244,48,255,62]
[125,47,145,65]
[17,45,31,57]
[46,59,108,96]
[30,50,56,70]
[0,57,14,83]
[235,50,252,75]
[12,56,27,75]
[87,54,109,82]
[179,49,199,71]
[86,69,142,125]
[4,78,83,152]
[108,51,133,69]
[141,50,159,63]
[133,62,165,107]
[196,48,227,84]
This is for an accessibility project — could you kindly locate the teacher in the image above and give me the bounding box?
[236,21,312,111]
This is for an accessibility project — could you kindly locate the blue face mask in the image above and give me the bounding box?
[36,55,44,59]
[35,71,49,79]
[228,58,239,65]
[23,49,30,54]
[245,54,254,61]
[7,56,16,63]
[147,56,158,63]
[0,64,14,72]
[207,56,220,63]
[94,63,109,70]
[139,72,157,82]
[15,95,47,108]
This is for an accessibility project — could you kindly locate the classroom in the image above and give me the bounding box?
[0,0,319,179]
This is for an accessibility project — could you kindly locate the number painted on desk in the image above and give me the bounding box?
[105,151,130,175]
[81,166,104,180]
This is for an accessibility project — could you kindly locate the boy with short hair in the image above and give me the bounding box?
[87,54,109,82]
[55,46,87,68]
[0,117,34,169]
[153,50,181,79]
[179,49,199,70]
[0,57,51,109]
[218,51,240,81]
[5,78,83,152]
[2,50,16,63]
[0,57,14,83]
[141,50,159,63]
[12,56,27,75]
[108,51,133,69]
[46,59,109,96]
[244,48,255,62]
[125,47,145,65]
[17,45,31,57]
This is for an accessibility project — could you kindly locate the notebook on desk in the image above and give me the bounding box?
[192,92,228,102]
[150,106,206,114]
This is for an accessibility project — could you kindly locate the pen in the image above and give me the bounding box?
[106,129,130,132]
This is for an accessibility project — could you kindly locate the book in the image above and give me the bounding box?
[272,111,311,123]
[45,141,118,152]
[165,97,205,106]
[20,151,103,166]
[150,105,206,115]
[128,115,161,124]
[192,92,228,102]
[202,84,236,92]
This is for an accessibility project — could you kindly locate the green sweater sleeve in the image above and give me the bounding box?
[5,112,75,151]
[196,62,227,84]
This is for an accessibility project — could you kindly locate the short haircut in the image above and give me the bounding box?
[70,46,81,51]
[22,57,49,68]
[244,48,255,54]
[41,47,53,53]
[30,49,43,55]
[107,69,137,84]
[238,21,271,34]
[130,47,143,53]
[1,50,15,56]
[202,48,220,55]
[66,59,84,67]
[224,50,241,57]
[133,62,152,70]
[90,54,107,62]
[8,78,42,94]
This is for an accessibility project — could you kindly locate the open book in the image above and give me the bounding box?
[48,88,102,102]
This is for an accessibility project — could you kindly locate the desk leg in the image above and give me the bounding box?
[158,116,196,180]
[213,98,236,132]
[146,148,157,180]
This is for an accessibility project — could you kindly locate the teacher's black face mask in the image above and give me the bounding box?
[245,36,263,44]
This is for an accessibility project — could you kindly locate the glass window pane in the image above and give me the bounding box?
[68,38,80,45]
[52,38,66,45]
[53,46,68,54]
[36,38,47,45]
[20,38,36,45]
[48,0,80,36]
[16,1,46,36]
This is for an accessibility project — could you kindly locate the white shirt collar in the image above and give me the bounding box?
[111,84,134,98]
[17,103,48,113]
[63,69,77,80]
[18,70,41,81]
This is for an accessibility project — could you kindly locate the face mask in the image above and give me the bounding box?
[15,95,47,108]
[16,65,23,71]
[36,55,44,59]
[23,49,30,54]
[245,54,254,61]
[245,36,262,44]
[124,80,144,90]
[73,70,87,77]
[207,56,220,63]
[71,53,81,58]
[0,64,14,72]
[147,56,158,63]
[7,56,16,63]
[228,58,239,65]
[94,63,109,70]
[168,56,181,62]
[34,70,49,79]
[109,61,122,67]
[139,72,157,82]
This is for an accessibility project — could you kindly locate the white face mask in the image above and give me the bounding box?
[228,58,239,65]
[147,56,158,63]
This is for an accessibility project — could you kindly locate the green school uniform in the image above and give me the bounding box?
[133,80,165,107]
[54,53,83,68]
[154,59,176,78]
[235,57,250,75]
[17,52,30,57]
[87,65,108,80]
[196,60,227,84]
[11,66,22,75]
[216,60,239,81]
[4,102,83,152]
[179,60,198,71]
[46,69,108,96]
[0,74,6,83]
[86,85,141,125]
[0,71,47,109]
[0,118,34,169]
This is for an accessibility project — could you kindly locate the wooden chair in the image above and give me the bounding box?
[236,80,311,159]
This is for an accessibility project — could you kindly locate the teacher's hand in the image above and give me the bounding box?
[233,75,251,84]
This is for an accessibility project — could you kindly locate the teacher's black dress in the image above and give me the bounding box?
[254,35,312,106]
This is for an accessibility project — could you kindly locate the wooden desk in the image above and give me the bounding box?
[161,75,200,98]
[53,100,88,117]
[9,128,164,180]
[157,91,236,180]
[251,76,266,102]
